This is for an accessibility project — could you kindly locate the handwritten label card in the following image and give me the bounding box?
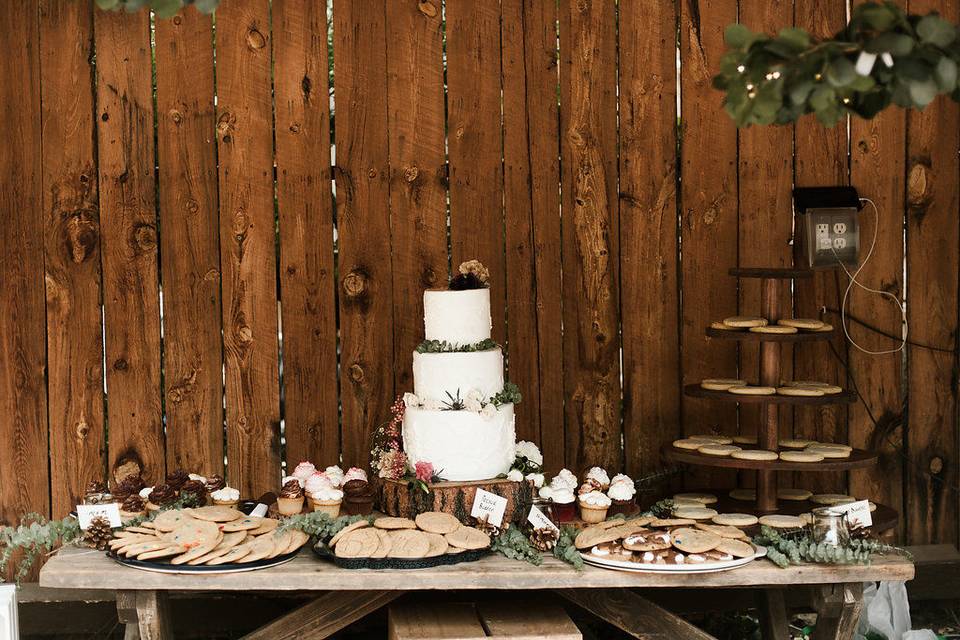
[76,503,122,529]
[828,499,873,530]
[527,504,559,534]
[470,488,508,528]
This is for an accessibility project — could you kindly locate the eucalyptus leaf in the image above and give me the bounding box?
[917,15,957,47]
[934,56,958,91]
[777,27,810,50]
[865,32,914,56]
[909,77,940,106]
[859,5,898,31]
[724,24,753,48]
[151,0,182,18]
[95,0,121,9]
[826,58,857,87]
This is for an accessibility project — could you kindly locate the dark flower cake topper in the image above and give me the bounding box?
[449,260,490,291]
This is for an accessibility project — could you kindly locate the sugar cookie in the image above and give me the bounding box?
[723,316,768,328]
[686,434,735,444]
[731,450,778,461]
[750,325,798,334]
[805,445,852,459]
[777,386,825,397]
[758,515,804,529]
[777,488,813,501]
[700,379,746,391]
[810,494,856,505]
[780,451,825,463]
[673,507,718,520]
[729,488,757,501]
[728,386,777,395]
[733,435,759,445]
[779,438,817,449]
[698,444,741,457]
[778,318,824,330]
[711,513,759,527]
[672,493,718,505]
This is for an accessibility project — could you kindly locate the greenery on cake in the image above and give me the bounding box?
[415,338,499,353]
[440,389,466,411]
[753,525,907,568]
[489,382,522,408]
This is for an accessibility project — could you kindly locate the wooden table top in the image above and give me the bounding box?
[40,545,914,592]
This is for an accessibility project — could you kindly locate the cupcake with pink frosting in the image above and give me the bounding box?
[343,467,368,484]
[292,462,317,483]
[324,466,345,488]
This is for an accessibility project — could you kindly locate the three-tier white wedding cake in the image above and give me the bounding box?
[401,262,518,481]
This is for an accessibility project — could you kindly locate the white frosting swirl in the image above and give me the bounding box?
[538,486,553,500]
[579,490,612,507]
[585,467,610,487]
[211,487,239,502]
[607,481,636,501]
[311,486,344,502]
[516,441,543,465]
[343,467,368,483]
[526,472,545,488]
[551,487,575,504]
[282,475,302,488]
[610,473,634,487]
[292,462,317,481]
[139,487,153,499]
[188,473,207,484]
[551,468,578,491]
[324,466,345,487]
[305,472,333,495]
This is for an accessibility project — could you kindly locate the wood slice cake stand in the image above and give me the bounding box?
[378,477,533,524]
[669,267,897,527]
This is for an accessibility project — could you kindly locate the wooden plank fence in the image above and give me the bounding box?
[0,0,957,546]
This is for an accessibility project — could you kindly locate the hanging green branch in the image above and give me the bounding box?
[714,1,960,127]
[95,0,219,19]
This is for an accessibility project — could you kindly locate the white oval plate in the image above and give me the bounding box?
[581,545,767,574]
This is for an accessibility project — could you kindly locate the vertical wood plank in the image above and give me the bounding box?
[274,0,340,467]
[40,0,104,516]
[215,2,281,494]
[792,0,850,495]
[905,0,959,546]
[619,0,680,478]
[385,0,448,395]
[559,0,622,471]
[500,0,563,455]
[446,0,506,344]
[94,8,165,485]
[154,7,224,477]
[679,0,739,485]
[849,1,906,532]
[0,1,49,523]
[333,0,394,468]
[736,0,795,449]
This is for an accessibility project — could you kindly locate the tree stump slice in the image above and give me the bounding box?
[377,478,533,524]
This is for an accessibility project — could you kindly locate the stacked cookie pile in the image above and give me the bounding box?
[575,516,758,566]
[672,433,854,463]
[108,506,309,566]
[712,316,832,335]
[700,378,843,398]
[675,491,876,528]
[331,512,491,560]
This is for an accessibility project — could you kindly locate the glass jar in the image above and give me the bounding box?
[810,506,850,547]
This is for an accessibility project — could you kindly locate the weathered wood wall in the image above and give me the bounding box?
[0,0,957,545]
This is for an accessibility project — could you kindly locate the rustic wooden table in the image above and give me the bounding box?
[40,546,914,640]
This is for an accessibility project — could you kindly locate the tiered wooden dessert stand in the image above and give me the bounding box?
[662,268,897,530]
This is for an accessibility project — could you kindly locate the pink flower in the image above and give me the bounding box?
[415,461,434,483]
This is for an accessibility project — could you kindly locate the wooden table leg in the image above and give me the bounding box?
[240,590,400,640]
[812,583,864,640]
[116,591,172,640]
[756,588,789,640]
[556,588,717,640]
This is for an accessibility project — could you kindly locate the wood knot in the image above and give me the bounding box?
[172,15,182,25]
[368,168,378,178]
[907,162,930,208]
[349,363,365,382]
[418,1,438,17]
[185,199,200,214]
[342,271,367,297]
[66,210,98,263]
[301,75,312,98]
[232,211,250,235]
[203,268,219,282]
[420,267,438,288]
[75,421,90,439]
[929,456,944,474]
[169,109,183,125]
[238,326,253,343]
[217,112,235,136]
[133,223,157,252]
[404,166,419,182]
[113,358,128,371]
[289,122,301,134]
[246,28,266,50]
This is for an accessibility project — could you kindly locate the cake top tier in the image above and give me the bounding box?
[423,288,492,346]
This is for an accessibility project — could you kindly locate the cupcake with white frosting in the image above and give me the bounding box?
[579,490,612,523]
[310,484,344,517]
[211,486,240,509]
[606,474,637,516]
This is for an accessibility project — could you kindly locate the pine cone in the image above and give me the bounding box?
[529,527,558,551]
[112,474,145,500]
[471,514,502,537]
[84,516,114,551]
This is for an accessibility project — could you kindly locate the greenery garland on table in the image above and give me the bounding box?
[95,0,218,17]
[753,525,908,568]
[714,1,960,127]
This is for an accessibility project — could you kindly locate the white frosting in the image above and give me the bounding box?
[211,487,239,502]
[413,349,504,401]
[324,466,344,487]
[579,491,612,507]
[538,486,553,499]
[551,469,578,491]
[140,487,153,499]
[526,473,545,488]
[402,404,516,481]
[292,462,317,481]
[188,473,207,484]
[551,488,575,504]
[516,441,543,465]
[311,486,343,502]
[304,472,333,495]
[610,473,633,486]
[344,467,367,483]
[608,481,636,501]
[423,289,492,345]
[586,467,610,487]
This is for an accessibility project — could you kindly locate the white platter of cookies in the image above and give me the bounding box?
[107,506,310,574]
[318,512,492,569]
[575,516,766,574]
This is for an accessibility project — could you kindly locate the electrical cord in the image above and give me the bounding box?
[821,307,954,353]
[831,197,909,356]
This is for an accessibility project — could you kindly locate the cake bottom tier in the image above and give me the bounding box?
[402,403,516,481]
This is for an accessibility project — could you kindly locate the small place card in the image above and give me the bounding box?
[471,489,508,528]
[76,503,122,530]
[527,504,559,534]
[828,499,873,530]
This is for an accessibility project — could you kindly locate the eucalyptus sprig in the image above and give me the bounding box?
[714,1,960,127]
[95,0,219,18]
[643,499,675,519]
[279,512,370,542]
[753,525,907,568]
[488,382,522,408]
[553,525,585,570]
[0,514,81,583]
[415,338,499,354]
[491,527,543,566]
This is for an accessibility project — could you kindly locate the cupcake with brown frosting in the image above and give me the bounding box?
[342,478,374,515]
[147,483,177,511]
[180,479,206,505]
[120,494,147,519]
[277,479,305,516]
[165,470,189,491]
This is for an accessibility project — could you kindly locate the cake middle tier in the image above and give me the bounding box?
[402,404,516,481]
[413,348,504,401]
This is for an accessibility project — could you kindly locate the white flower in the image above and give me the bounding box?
[464,398,483,413]
[526,472,545,488]
[480,404,497,420]
[506,469,524,482]
[465,388,485,402]
[403,392,421,408]
[538,486,553,500]
[516,441,543,466]
[552,468,578,490]
[423,398,443,411]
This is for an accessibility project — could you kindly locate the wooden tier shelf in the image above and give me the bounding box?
[685,384,856,405]
[651,488,898,532]
[706,326,836,342]
[729,267,814,279]
[662,443,878,472]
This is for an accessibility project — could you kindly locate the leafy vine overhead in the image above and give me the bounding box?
[714,1,960,127]
[95,0,219,19]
